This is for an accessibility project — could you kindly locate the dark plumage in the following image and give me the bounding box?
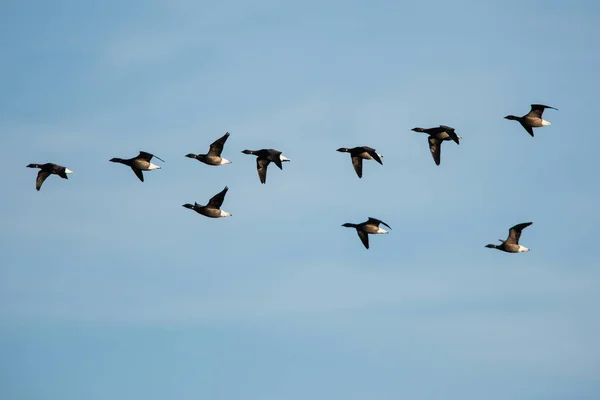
[342,217,391,249]
[485,222,533,253]
[185,132,232,166]
[109,151,164,182]
[182,186,232,218]
[411,126,461,166]
[336,146,383,178]
[241,149,290,184]
[504,104,557,137]
[26,163,74,191]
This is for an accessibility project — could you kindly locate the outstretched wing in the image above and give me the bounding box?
[208,132,230,156]
[365,148,383,165]
[357,230,369,249]
[428,136,441,166]
[131,167,144,182]
[351,156,363,178]
[367,217,392,230]
[520,122,535,137]
[257,158,270,184]
[528,104,557,118]
[440,126,460,144]
[208,186,228,208]
[270,151,283,170]
[138,151,165,162]
[506,222,533,244]
[36,170,50,191]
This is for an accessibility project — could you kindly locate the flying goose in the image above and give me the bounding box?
[411,126,461,166]
[504,104,557,137]
[241,149,290,184]
[182,186,232,218]
[109,151,164,182]
[26,163,74,191]
[485,222,533,253]
[185,132,232,166]
[342,217,391,249]
[336,146,383,178]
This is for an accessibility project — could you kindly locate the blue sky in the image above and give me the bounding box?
[1,0,600,398]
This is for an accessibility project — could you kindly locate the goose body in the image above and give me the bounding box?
[185,132,232,166]
[504,104,557,137]
[241,149,290,184]
[342,217,391,249]
[336,146,383,178]
[486,222,533,253]
[26,163,74,191]
[182,186,232,218]
[411,126,461,166]
[109,151,164,182]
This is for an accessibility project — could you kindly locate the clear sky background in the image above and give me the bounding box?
[1,0,599,399]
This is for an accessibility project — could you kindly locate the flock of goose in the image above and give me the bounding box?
[26,103,557,251]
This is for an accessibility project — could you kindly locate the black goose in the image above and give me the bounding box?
[185,132,232,166]
[182,186,232,218]
[504,104,557,137]
[342,217,391,249]
[241,149,290,184]
[109,151,164,182]
[411,126,461,166]
[485,222,533,253]
[336,146,383,178]
[26,163,74,191]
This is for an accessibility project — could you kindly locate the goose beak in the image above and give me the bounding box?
[65,168,74,174]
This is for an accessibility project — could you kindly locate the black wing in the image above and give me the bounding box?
[138,151,165,162]
[357,230,369,249]
[131,167,144,182]
[520,122,535,137]
[208,132,230,156]
[367,217,392,230]
[428,136,441,166]
[270,151,283,170]
[208,186,228,208]
[257,158,270,184]
[506,222,533,245]
[441,126,460,145]
[528,104,557,118]
[351,156,363,178]
[36,170,51,191]
[365,148,383,165]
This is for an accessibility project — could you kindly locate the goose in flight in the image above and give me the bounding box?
[504,104,557,137]
[109,151,164,182]
[241,148,290,184]
[26,163,74,191]
[182,186,232,218]
[336,146,384,178]
[485,222,533,253]
[411,125,461,166]
[185,132,232,166]
[342,217,391,249]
